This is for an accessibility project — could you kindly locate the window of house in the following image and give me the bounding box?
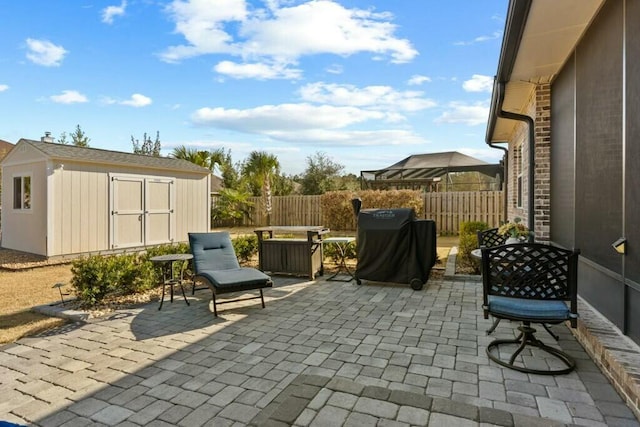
[516,146,523,208]
[13,175,31,210]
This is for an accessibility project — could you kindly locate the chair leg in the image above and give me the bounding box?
[212,290,218,317]
[543,323,559,340]
[486,323,575,375]
[260,289,265,308]
[486,318,501,335]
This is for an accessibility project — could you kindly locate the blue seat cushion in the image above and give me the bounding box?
[488,296,570,321]
[199,268,271,289]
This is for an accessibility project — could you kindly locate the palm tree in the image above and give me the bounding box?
[243,151,280,225]
[170,145,216,170]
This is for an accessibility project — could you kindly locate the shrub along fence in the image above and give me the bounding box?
[213,191,504,235]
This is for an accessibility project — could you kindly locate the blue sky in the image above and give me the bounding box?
[0,0,507,175]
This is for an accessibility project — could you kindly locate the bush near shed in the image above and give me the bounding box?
[70,239,259,307]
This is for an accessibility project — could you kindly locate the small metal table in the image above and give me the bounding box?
[150,253,193,310]
[323,237,356,282]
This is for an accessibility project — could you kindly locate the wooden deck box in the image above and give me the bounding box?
[255,226,329,279]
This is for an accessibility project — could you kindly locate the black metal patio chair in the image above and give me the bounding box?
[188,232,273,317]
[477,228,507,334]
[477,227,507,249]
[480,243,580,375]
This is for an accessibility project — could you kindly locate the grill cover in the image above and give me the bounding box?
[355,208,436,289]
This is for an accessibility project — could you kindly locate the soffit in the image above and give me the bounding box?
[491,0,604,143]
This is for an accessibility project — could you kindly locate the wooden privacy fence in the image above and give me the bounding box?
[213,191,504,235]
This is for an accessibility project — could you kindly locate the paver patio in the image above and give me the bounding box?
[1,274,639,426]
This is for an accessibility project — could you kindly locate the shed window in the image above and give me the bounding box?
[13,175,31,210]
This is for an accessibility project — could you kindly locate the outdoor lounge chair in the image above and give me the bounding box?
[188,232,273,316]
[480,243,580,375]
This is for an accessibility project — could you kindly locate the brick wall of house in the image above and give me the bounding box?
[505,85,551,242]
[507,92,533,227]
[534,84,551,242]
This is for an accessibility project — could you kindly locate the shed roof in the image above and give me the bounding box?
[362,151,502,180]
[13,139,211,174]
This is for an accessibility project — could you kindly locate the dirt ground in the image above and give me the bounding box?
[0,232,458,344]
[0,260,73,344]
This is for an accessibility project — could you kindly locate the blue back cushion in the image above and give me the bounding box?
[189,232,240,273]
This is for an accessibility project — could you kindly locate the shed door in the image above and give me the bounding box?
[110,175,175,249]
[145,178,174,246]
[111,176,145,249]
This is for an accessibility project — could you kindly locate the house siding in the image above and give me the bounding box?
[2,160,48,255]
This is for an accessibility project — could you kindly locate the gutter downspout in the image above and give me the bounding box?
[496,82,536,235]
[485,0,534,234]
[487,141,508,222]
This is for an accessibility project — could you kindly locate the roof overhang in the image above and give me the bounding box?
[487,0,605,143]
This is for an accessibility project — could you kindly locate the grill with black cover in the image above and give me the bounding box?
[353,205,436,290]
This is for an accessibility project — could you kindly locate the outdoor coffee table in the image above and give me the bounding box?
[150,253,193,310]
[323,237,356,282]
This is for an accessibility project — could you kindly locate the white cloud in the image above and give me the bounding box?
[192,103,387,132]
[454,31,502,46]
[299,82,436,112]
[102,1,127,24]
[463,74,493,92]
[50,90,88,104]
[214,60,301,80]
[0,84,8,92]
[121,93,152,107]
[407,75,431,86]
[435,101,489,126]
[190,101,428,148]
[265,128,426,146]
[160,0,247,62]
[26,38,67,67]
[161,0,417,77]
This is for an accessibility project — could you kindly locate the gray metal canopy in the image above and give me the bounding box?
[361,151,503,187]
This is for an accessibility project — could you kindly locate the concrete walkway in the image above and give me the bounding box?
[1,275,639,426]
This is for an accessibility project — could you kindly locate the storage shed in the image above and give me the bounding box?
[1,139,211,258]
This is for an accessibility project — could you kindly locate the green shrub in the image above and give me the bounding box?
[321,189,423,230]
[457,221,488,273]
[71,243,191,306]
[323,240,356,264]
[140,243,190,284]
[232,235,258,264]
[71,253,151,305]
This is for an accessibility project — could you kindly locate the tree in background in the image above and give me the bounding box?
[211,188,253,226]
[300,152,344,195]
[132,131,161,156]
[272,173,295,196]
[57,132,68,144]
[242,151,280,225]
[209,148,243,189]
[70,125,90,147]
[170,145,216,170]
[335,173,360,192]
